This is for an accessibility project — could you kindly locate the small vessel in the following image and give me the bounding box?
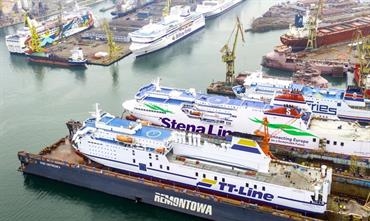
[128,5,205,57]
[72,103,332,215]
[110,0,138,18]
[261,45,348,76]
[232,72,370,123]
[5,8,94,55]
[195,0,244,19]
[27,48,87,68]
[122,79,370,159]
[280,14,370,51]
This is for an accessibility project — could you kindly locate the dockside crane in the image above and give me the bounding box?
[26,13,42,53]
[220,16,245,85]
[102,20,119,59]
[306,0,323,50]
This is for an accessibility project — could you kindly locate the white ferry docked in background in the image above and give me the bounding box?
[232,72,370,124]
[72,104,332,215]
[122,79,370,159]
[195,0,244,19]
[128,5,205,57]
[5,9,94,55]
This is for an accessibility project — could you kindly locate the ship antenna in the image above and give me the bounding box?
[90,103,102,122]
[154,77,161,91]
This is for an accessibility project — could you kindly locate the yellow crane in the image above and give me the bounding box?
[162,0,171,17]
[306,0,323,50]
[102,19,118,59]
[26,13,42,53]
[220,16,245,85]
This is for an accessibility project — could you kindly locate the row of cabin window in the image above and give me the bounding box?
[132,159,170,170]
[312,138,344,146]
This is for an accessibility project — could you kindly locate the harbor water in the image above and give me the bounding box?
[0,1,346,220]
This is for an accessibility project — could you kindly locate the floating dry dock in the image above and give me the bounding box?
[18,135,369,221]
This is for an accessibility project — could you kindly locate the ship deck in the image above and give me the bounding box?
[309,119,370,141]
[167,152,323,192]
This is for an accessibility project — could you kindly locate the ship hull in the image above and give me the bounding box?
[197,0,244,19]
[28,56,87,68]
[17,153,292,221]
[280,17,370,50]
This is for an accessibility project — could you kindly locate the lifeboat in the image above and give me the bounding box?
[190,110,201,116]
[274,91,305,103]
[265,106,301,117]
[137,119,152,126]
[116,135,134,143]
[156,147,165,154]
[126,115,137,121]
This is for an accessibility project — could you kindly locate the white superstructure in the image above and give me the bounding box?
[232,72,370,123]
[128,5,205,57]
[72,104,332,214]
[122,79,370,158]
[195,0,243,18]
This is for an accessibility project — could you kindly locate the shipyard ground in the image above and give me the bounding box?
[38,0,193,66]
[17,137,370,221]
[248,0,370,33]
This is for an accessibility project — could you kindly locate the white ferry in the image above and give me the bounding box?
[128,5,205,57]
[195,0,244,19]
[72,104,332,214]
[232,72,370,124]
[5,9,94,54]
[122,79,370,159]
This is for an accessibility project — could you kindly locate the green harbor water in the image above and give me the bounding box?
[0,1,346,220]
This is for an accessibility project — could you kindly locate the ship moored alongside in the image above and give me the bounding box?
[5,8,95,55]
[232,72,370,124]
[195,0,244,19]
[122,79,370,159]
[70,104,332,215]
[128,5,205,57]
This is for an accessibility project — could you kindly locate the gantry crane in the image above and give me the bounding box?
[306,0,323,50]
[220,16,245,85]
[102,20,118,59]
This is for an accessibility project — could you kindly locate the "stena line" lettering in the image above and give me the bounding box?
[218,182,274,201]
[154,192,213,215]
[161,117,231,137]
